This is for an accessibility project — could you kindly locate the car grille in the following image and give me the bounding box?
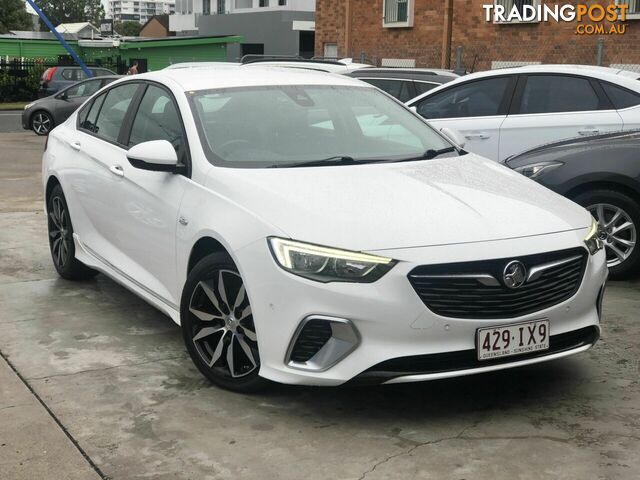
[407,247,588,319]
[351,326,599,384]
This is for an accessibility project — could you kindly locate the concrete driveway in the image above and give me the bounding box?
[0,130,639,480]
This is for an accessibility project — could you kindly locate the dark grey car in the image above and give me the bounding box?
[39,66,117,97]
[506,131,640,277]
[23,76,121,135]
[344,68,459,103]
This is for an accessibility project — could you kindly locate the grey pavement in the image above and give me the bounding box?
[0,131,639,479]
[0,112,23,134]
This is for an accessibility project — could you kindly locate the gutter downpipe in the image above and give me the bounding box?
[442,0,454,69]
[344,0,351,58]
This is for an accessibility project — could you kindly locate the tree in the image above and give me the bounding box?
[33,0,86,26]
[0,0,33,33]
[115,21,141,37]
[85,0,105,27]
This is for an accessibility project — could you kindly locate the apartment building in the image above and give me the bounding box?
[170,0,315,60]
[108,0,176,25]
[316,0,640,72]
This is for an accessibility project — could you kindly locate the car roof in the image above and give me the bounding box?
[406,64,640,105]
[164,62,240,70]
[349,67,458,77]
[132,65,373,91]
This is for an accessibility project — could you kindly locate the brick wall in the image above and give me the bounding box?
[315,0,640,71]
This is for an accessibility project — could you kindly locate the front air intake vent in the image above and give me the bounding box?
[289,320,333,363]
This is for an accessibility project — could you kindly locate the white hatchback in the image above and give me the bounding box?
[406,65,640,162]
[42,66,607,392]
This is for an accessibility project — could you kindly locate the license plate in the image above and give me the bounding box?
[477,320,549,361]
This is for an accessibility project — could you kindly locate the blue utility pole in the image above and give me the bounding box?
[25,0,93,77]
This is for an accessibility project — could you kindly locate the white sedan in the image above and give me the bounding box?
[406,65,640,162]
[43,66,607,392]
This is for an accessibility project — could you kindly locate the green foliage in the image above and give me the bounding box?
[0,0,33,34]
[114,21,142,37]
[32,0,104,28]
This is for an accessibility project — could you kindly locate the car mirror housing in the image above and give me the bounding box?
[127,140,180,172]
[440,127,466,149]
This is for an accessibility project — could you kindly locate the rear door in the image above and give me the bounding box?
[63,82,142,265]
[499,74,623,161]
[599,80,640,130]
[410,75,517,160]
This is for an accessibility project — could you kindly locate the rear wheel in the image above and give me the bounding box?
[573,189,640,278]
[47,184,98,280]
[181,253,267,392]
[31,111,53,135]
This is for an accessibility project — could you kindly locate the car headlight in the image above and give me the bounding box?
[584,217,604,255]
[24,102,35,110]
[514,161,563,180]
[268,237,397,283]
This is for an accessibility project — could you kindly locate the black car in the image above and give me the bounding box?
[23,75,122,135]
[506,131,640,277]
[344,68,459,102]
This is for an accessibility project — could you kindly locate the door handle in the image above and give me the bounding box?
[465,133,490,140]
[109,165,124,177]
[69,141,82,151]
[578,129,600,136]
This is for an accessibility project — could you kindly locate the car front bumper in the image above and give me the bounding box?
[236,228,607,386]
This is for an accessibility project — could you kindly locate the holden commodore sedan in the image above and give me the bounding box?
[42,67,607,392]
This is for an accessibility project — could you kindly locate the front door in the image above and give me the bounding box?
[410,75,516,161]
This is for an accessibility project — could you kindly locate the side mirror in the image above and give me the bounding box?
[440,127,466,149]
[127,140,179,172]
[409,105,418,114]
[57,91,68,100]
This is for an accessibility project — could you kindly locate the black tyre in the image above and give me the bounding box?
[181,253,268,393]
[47,184,98,280]
[573,189,640,278]
[31,110,53,136]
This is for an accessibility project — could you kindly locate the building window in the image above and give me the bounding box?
[279,0,286,5]
[323,43,338,59]
[615,0,640,17]
[383,0,414,28]
[235,0,251,7]
[259,0,268,7]
[217,0,225,14]
[493,0,541,23]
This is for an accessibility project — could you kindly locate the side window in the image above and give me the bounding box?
[416,77,511,119]
[65,80,102,99]
[61,69,75,81]
[414,81,438,96]
[519,75,600,114]
[128,85,187,162]
[93,83,139,143]
[601,82,640,110]
[79,93,106,133]
[362,79,414,103]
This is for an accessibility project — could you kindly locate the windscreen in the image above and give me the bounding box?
[189,85,453,168]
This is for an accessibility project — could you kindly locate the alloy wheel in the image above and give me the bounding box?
[588,203,637,268]
[188,270,258,378]
[48,196,70,269]
[32,112,52,135]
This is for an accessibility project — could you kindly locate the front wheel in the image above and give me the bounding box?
[181,253,268,393]
[573,189,640,278]
[31,110,53,135]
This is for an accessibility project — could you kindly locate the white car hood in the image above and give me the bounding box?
[209,154,590,252]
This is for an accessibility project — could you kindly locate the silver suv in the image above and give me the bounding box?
[39,66,116,97]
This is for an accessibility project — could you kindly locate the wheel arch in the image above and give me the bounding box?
[187,236,233,274]
[45,175,61,207]
[565,180,640,206]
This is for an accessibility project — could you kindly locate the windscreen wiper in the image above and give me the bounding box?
[391,146,462,163]
[270,156,386,168]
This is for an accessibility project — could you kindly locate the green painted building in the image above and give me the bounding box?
[0,35,243,72]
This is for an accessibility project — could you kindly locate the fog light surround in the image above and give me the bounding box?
[285,316,360,372]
